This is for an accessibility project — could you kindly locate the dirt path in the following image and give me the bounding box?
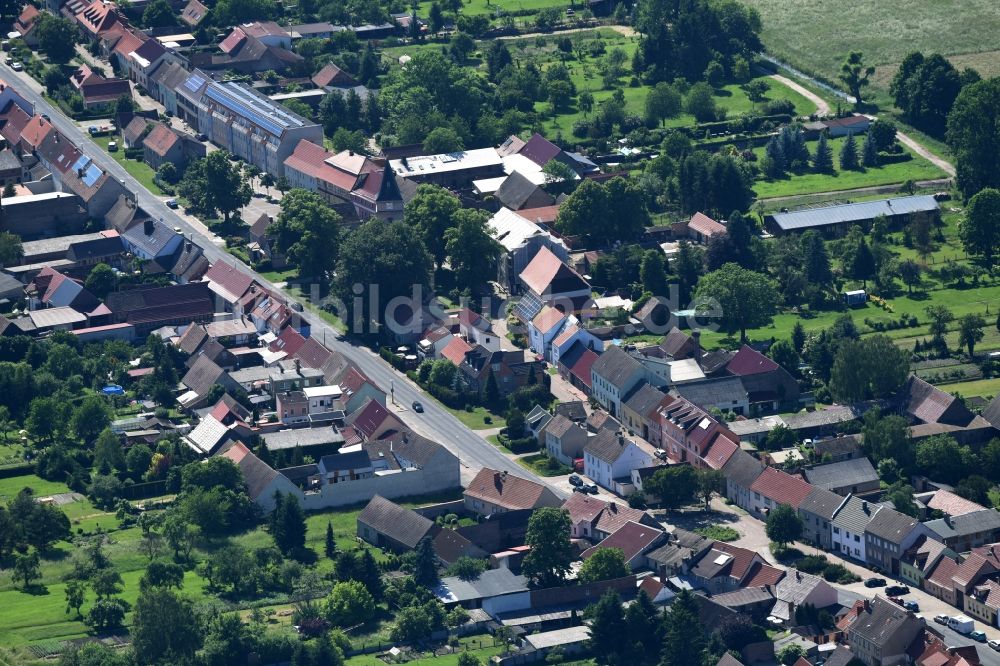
[759,177,953,204]
[769,73,830,117]
[893,127,956,177]
[498,24,635,40]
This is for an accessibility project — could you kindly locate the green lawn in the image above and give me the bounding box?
[695,525,740,542]
[752,136,947,199]
[92,136,166,196]
[345,636,504,665]
[0,474,71,502]
[416,0,569,17]
[940,377,1000,399]
[741,0,1000,85]
[517,453,572,476]
[442,404,507,430]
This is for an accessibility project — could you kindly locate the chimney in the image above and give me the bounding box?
[294,358,301,374]
[863,599,871,612]
[862,500,868,512]
[691,330,701,359]
[402,431,408,443]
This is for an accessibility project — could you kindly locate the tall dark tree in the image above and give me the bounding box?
[271,189,342,279]
[839,51,874,104]
[325,521,337,559]
[522,507,574,587]
[839,133,860,170]
[947,78,1000,197]
[765,504,803,548]
[413,535,439,587]
[695,264,779,342]
[800,231,832,287]
[587,590,626,665]
[269,492,306,556]
[131,588,202,664]
[659,589,706,666]
[960,188,1000,267]
[404,185,461,269]
[812,133,834,173]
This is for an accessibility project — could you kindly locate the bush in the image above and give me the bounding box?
[507,437,538,454]
[795,555,829,574]
[877,151,913,165]
[822,563,860,584]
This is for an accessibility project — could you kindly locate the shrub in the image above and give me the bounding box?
[507,437,538,454]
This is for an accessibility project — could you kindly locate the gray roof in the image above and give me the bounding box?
[181,354,230,396]
[217,442,279,500]
[770,195,939,232]
[357,495,433,549]
[774,570,828,605]
[926,509,1000,540]
[799,487,845,520]
[319,449,372,473]
[711,586,774,608]
[122,219,181,257]
[813,434,862,457]
[864,507,920,544]
[584,429,633,464]
[672,376,748,410]
[591,345,643,389]
[623,382,665,418]
[261,427,344,451]
[495,171,553,210]
[0,148,21,171]
[831,496,881,534]
[803,457,879,491]
[435,567,528,603]
[846,596,920,648]
[782,405,862,430]
[721,449,765,489]
[554,400,587,422]
[367,431,451,468]
[0,272,23,298]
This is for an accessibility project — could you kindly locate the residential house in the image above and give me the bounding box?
[494,170,555,211]
[34,128,128,218]
[120,218,183,261]
[865,508,934,576]
[672,211,727,244]
[357,494,434,552]
[952,546,1000,612]
[748,467,813,518]
[644,528,713,579]
[185,75,323,176]
[964,578,1000,629]
[831,495,881,563]
[204,260,258,313]
[926,510,1000,553]
[489,207,569,292]
[147,60,190,115]
[318,449,373,484]
[554,401,587,423]
[69,65,131,110]
[542,415,588,466]
[724,345,800,413]
[561,493,660,542]
[721,449,765,512]
[923,553,961,606]
[549,322,602,369]
[844,597,923,666]
[583,429,653,492]
[194,27,302,73]
[591,346,655,417]
[456,346,542,399]
[181,353,241,401]
[688,542,766,594]
[620,383,665,440]
[899,535,954,588]
[463,467,562,517]
[217,442,300,512]
[916,489,988,520]
[179,0,208,26]
[517,245,592,313]
[798,486,844,550]
[527,305,569,360]
[769,570,838,626]
[654,396,740,469]
[311,63,361,90]
[813,435,864,463]
[14,5,41,45]
[671,376,750,415]
[802,457,880,497]
[143,123,204,171]
[107,281,215,336]
[580,520,666,570]
[557,341,599,396]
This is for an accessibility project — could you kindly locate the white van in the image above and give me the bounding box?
[948,615,974,635]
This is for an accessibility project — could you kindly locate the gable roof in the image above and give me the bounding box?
[205,260,256,303]
[672,376,748,411]
[518,133,562,167]
[900,375,975,426]
[749,467,813,508]
[799,487,844,520]
[925,490,987,517]
[926,553,960,588]
[865,507,921,544]
[660,327,695,358]
[218,441,280,500]
[312,62,359,88]
[623,382,666,418]
[584,429,636,464]
[926,509,1000,541]
[803,457,879,491]
[440,336,473,366]
[581,520,664,563]
[726,345,780,376]
[846,596,920,649]
[142,123,179,157]
[560,341,598,389]
[721,449,765,489]
[358,495,434,549]
[496,170,554,210]
[688,212,727,237]
[465,467,553,511]
[519,245,589,297]
[180,0,208,25]
[831,495,881,534]
[591,345,643,389]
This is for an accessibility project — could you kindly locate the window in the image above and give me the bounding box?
[754,492,760,500]
[833,527,840,535]
[854,534,860,542]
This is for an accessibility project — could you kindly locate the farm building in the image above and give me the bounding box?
[766,195,940,236]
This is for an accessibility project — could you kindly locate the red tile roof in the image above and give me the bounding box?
[567,346,598,388]
[20,115,53,149]
[440,336,473,366]
[581,520,663,563]
[345,398,401,439]
[726,345,780,376]
[742,561,785,587]
[562,493,653,536]
[711,542,761,581]
[532,305,566,335]
[702,433,739,470]
[927,490,987,517]
[952,551,999,589]
[205,260,256,303]
[293,337,333,370]
[926,554,960,588]
[283,139,358,193]
[269,326,306,356]
[465,467,552,511]
[219,27,247,54]
[111,28,145,57]
[519,246,588,297]
[688,212,726,237]
[0,102,32,145]
[311,62,359,88]
[750,467,813,508]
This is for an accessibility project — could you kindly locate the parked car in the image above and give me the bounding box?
[970,631,987,643]
[572,485,588,493]
[568,475,582,487]
[864,577,886,588]
[585,484,598,494]
[196,133,208,141]
[411,401,423,413]
[903,601,919,612]
[885,585,910,596]
[165,198,178,209]
[11,62,22,71]
[4,58,11,66]
[933,614,950,626]
[888,596,903,606]
[108,141,118,152]
[988,639,1000,651]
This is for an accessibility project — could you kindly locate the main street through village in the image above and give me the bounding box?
[0,61,558,494]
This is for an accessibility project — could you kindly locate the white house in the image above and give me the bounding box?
[550,323,603,368]
[528,305,570,361]
[590,346,656,418]
[584,429,654,492]
[831,495,881,564]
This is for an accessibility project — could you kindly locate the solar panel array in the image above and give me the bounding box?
[184,74,205,92]
[204,82,306,137]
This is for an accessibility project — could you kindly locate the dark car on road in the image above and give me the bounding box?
[568,475,582,487]
[885,585,910,596]
[411,401,423,413]
[864,577,886,588]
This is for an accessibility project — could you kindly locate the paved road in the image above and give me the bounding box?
[0,63,559,492]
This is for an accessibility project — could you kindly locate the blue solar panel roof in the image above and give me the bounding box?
[184,74,205,92]
[203,81,307,137]
[82,164,102,187]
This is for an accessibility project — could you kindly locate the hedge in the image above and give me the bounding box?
[876,152,913,165]
[506,437,538,454]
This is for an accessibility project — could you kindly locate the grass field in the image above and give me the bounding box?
[742,0,1000,85]
[442,404,507,430]
[92,136,166,196]
[752,136,947,199]
[416,0,569,17]
[517,453,572,476]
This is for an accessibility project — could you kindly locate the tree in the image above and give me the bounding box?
[446,556,488,581]
[644,465,697,511]
[457,654,481,666]
[862,130,879,167]
[140,561,184,590]
[578,90,595,117]
[522,507,574,587]
[142,0,175,26]
[696,468,725,510]
[839,133,860,170]
[555,178,647,245]
[838,51,874,104]
[178,152,252,224]
[685,82,717,122]
[765,504,803,548]
[645,82,682,126]
[955,475,992,506]
[812,133,834,173]
[126,444,153,481]
[84,263,116,299]
[85,599,127,632]
[422,126,464,154]
[404,185,461,269]
[801,231,832,288]
[271,189,342,278]
[449,32,475,63]
[846,235,876,287]
[131,588,201,664]
[640,250,669,296]
[778,644,805,666]
[162,514,199,561]
[325,521,337,559]
[717,613,766,651]
[947,78,1000,196]
[578,547,630,583]
[961,188,1000,266]
[444,208,503,292]
[695,264,779,342]
[925,305,954,345]
[93,428,124,474]
[660,589,706,666]
[959,313,986,357]
[413,535,439,587]
[0,231,22,267]
[92,569,124,600]
[36,14,77,63]
[428,1,444,32]
[71,396,112,444]
[898,259,921,293]
[269,491,306,556]
[65,579,87,618]
[586,590,625,664]
[916,434,976,485]
[12,550,41,590]
[324,580,376,626]
[891,53,963,136]
[829,335,910,401]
